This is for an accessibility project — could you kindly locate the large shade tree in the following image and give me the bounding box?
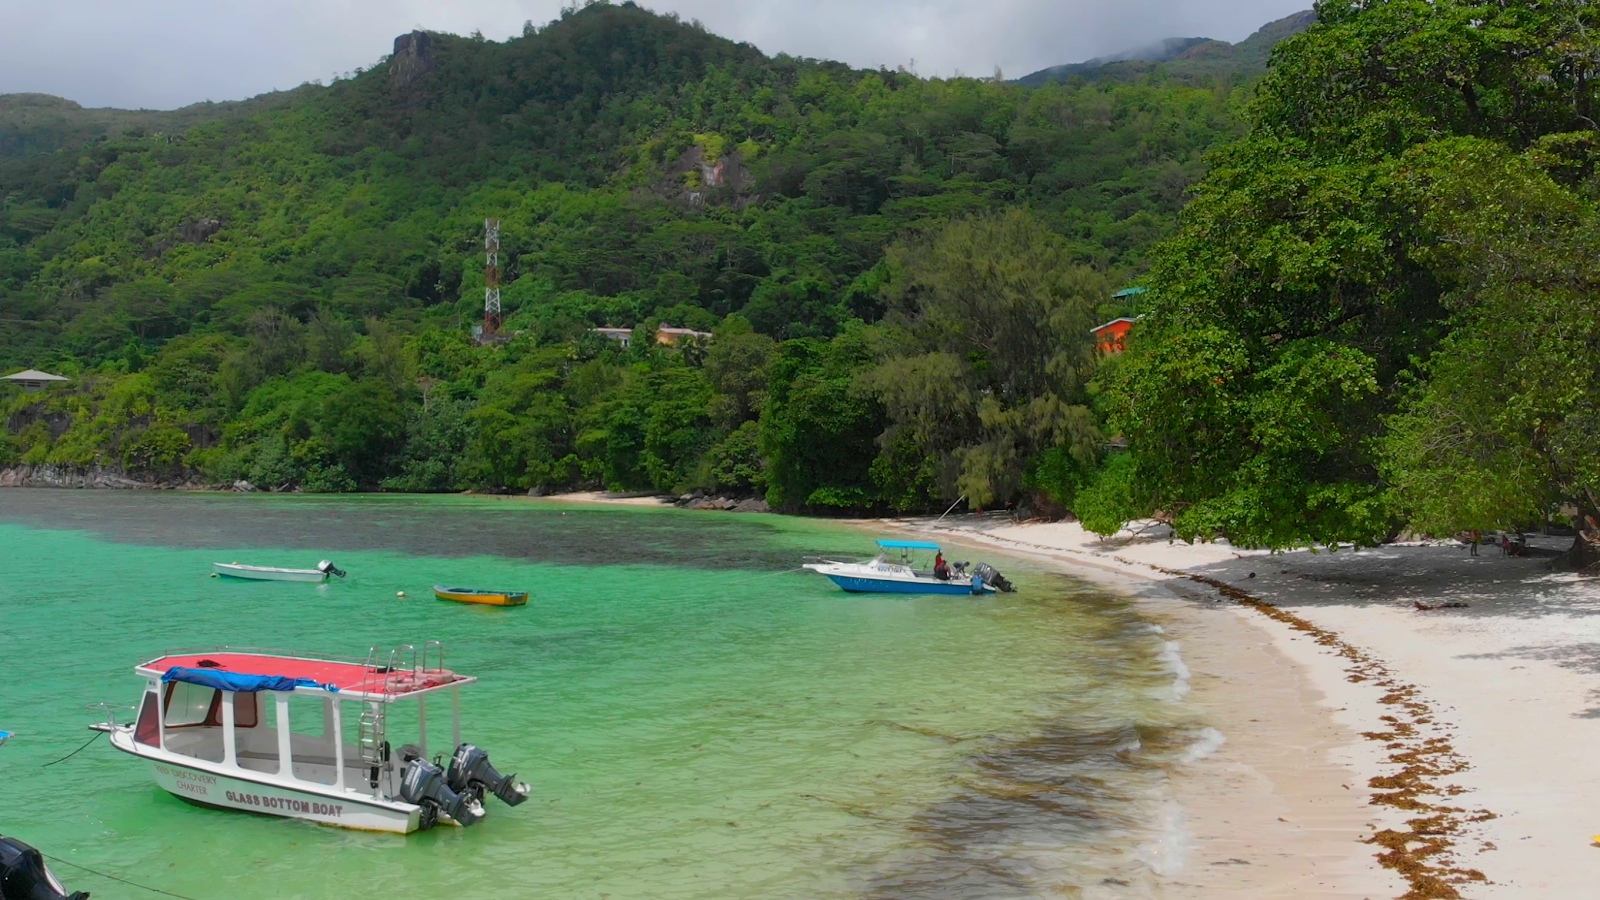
[1106,0,1600,556]
[867,209,1105,509]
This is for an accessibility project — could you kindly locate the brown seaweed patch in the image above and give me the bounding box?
[1132,562,1499,899]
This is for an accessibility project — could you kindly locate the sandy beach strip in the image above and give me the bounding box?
[510,490,673,507]
[893,516,1600,899]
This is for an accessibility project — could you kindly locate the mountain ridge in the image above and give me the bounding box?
[1015,10,1315,86]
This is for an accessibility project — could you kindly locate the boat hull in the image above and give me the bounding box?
[822,573,991,595]
[110,732,419,833]
[433,586,528,607]
[213,563,328,583]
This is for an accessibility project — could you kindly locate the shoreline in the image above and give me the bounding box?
[10,482,1594,894]
[892,517,1600,899]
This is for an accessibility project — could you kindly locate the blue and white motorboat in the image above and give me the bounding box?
[803,540,1015,595]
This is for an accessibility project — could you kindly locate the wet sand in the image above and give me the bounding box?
[903,517,1600,898]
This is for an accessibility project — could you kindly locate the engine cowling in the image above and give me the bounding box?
[0,836,88,900]
[399,759,483,828]
[447,743,530,807]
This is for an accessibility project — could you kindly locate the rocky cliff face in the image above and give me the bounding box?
[655,144,757,208]
[389,31,438,92]
[0,464,206,489]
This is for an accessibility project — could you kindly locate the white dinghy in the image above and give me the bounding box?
[212,560,346,582]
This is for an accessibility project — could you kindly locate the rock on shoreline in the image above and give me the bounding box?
[0,464,212,490]
[675,493,770,513]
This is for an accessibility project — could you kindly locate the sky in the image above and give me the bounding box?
[3,0,1313,110]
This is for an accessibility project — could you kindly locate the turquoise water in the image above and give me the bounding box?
[0,492,1202,899]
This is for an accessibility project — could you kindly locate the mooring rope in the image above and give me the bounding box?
[717,566,807,589]
[40,731,102,768]
[40,853,205,900]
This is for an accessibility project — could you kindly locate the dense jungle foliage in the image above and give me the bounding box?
[0,1,1268,512]
[1096,0,1600,562]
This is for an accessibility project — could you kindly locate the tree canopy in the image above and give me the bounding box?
[1101,0,1600,560]
[1,1,1270,513]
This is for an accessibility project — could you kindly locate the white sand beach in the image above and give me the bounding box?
[897,516,1600,899]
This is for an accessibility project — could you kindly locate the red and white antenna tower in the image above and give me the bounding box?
[484,218,502,335]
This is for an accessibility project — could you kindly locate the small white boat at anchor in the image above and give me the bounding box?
[804,540,1017,595]
[91,643,530,834]
[212,560,346,582]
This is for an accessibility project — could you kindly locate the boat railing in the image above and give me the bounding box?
[421,641,445,675]
[87,701,137,730]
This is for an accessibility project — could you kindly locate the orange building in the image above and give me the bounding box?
[1091,317,1137,354]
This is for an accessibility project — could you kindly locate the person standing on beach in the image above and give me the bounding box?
[1469,530,1480,556]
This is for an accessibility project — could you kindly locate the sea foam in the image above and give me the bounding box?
[1157,640,1191,699]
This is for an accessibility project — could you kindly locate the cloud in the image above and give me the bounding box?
[1,0,1311,110]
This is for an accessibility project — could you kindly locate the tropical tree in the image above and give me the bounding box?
[868,209,1105,508]
[1105,0,1600,550]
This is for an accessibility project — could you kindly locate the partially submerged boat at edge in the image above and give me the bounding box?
[804,540,1016,595]
[433,586,529,607]
[212,561,347,583]
[91,643,528,834]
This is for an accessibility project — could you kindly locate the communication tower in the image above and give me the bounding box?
[484,218,502,335]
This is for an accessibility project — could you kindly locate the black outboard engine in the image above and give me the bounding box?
[399,758,483,829]
[0,836,88,900]
[316,560,347,579]
[446,743,531,807]
[973,563,1016,593]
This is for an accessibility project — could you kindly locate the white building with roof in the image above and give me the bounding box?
[2,369,70,392]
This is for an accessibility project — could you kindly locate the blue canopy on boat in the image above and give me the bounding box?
[877,540,941,550]
[161,667,339,693]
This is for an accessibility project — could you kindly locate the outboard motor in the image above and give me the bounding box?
[973,563,1016,593]
[316,560,347,579]
[446,743,531,807]
[0,836,89,900]
[399,758,483,829]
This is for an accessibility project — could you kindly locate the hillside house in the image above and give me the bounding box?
[593,325,714,349]
[1091,318,1138,354]
[2,369,70,392]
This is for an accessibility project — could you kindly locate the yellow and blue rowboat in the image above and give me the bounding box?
[433,585,529,607]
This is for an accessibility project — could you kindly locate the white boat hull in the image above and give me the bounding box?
[212,563,328,583]
[803,562,995,595]
[110,729,420,833]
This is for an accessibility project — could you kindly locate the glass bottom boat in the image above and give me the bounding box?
[92,643,528,834]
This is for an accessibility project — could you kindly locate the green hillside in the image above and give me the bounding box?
[0,90,304,160]
[1016,11,1315,87]
[0,2,1250,511]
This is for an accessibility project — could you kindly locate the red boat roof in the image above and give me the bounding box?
[139,651,467,697]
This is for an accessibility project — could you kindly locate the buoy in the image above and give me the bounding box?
[210,572,218,578]
[397,591,406,598]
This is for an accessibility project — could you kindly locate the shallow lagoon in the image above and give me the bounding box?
[0,492,1202,899]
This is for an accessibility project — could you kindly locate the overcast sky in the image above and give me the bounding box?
[4,0,1311,110]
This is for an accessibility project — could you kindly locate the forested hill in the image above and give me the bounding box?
[1015,10,1315,87]
[0,91,305,160]
[0,1,1253,512]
